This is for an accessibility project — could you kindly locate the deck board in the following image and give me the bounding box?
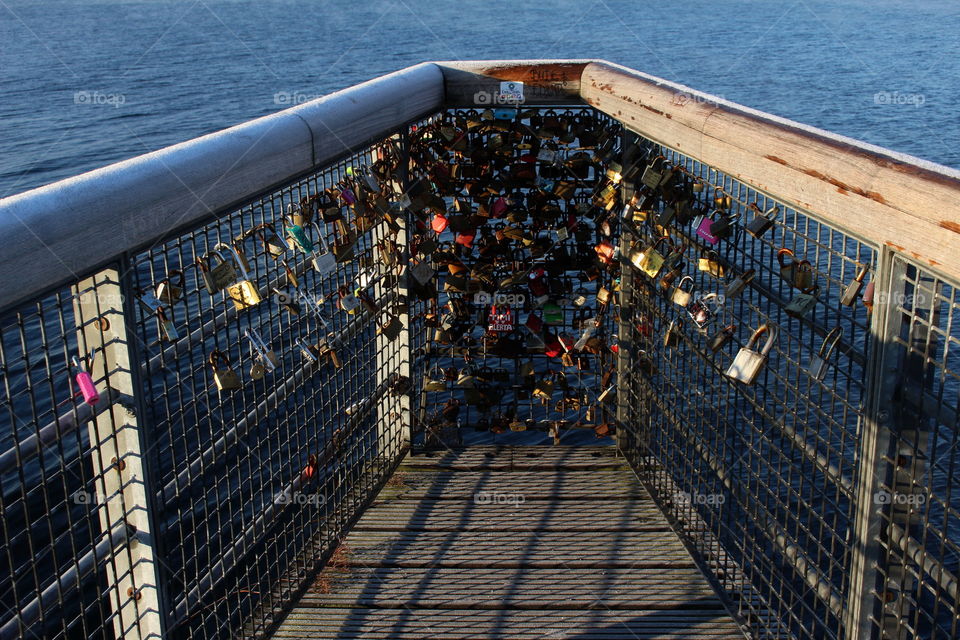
[270,446,745,639]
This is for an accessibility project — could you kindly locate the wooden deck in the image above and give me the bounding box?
[271,446,746,639]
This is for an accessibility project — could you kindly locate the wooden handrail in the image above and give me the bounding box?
[578,60,960,278]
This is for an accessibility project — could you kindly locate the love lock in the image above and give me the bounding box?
[686,292,722,329]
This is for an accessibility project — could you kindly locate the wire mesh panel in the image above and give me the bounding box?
[866,258,960,640]
[0,280,134,640]
[125,133,417,639]
[404,107,623,447]
[616,131,878,639]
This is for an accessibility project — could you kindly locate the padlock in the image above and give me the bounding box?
[596,287,612,306]
[785,285,820,318]
[220,243,262,310]
[245,328,279,374]
[713,191,733,210]
[862,280,875,314]
[724,269,755,300]
[659,264,685,292]
[695,213,720,245]
[687,292,722,329]
[252,223,287,258]
[423,366,446,392]
[670,276,695,307]
[725,324,777,385]
[377,313,404,341]
[809,326,843,381]
[630,237,670,278]
[709,211,739,239]
[337,286,361,313]
[640,156,667,190]
[664,318,683,348]
[155,269,184,305]
[708,324,736,353]
[209,350,242,391]
[777,248,815,290]
[195,254,218,295]
[745,204,780,238]
[410,259,435,286]
[286,202,306,227]
[157,308,178,341]
[71,352,100,405]
[207,248,239,293]
[840,263,870,306]
[309,223,337,275]
[698,251,726,279]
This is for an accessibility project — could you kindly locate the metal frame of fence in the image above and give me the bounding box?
[1,60,959,640]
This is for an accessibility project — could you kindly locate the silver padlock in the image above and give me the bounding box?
[725,324,777,385]
[724,269,755,300]
[840,263,870,306]
[670,276,695,307]
[808,326,843,381]
[309,222,336,275]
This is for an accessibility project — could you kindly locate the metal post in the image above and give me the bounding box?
[615,130,639,454]
[373,133,411,461]
[72,267,165,639]
[845,249,907,640]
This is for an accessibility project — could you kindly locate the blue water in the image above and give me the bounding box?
[1,0,959,198]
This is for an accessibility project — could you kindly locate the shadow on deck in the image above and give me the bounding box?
[270,446,747,639]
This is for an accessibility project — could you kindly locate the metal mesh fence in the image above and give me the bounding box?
[616,130,878,639]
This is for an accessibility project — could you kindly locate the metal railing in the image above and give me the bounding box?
[0,59,958,640]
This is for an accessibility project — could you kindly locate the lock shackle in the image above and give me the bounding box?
[676,275,695,292]
[738,268,756,284]
[309,222,330,254]
[853,262,871,283]
[208,349,231,370]
[159,269,185,290]
[817,326,844,359]
[749,202,781,221]
[244,328,272,363]
[215,241,253,280]
[251,223,286,254]
[777,248,796,268]
[71,348,96,374]
[746,324,778,355]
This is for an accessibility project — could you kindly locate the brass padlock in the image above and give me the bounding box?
[777,248,815,290]
[155,269,184,305]
[808,326,843,381]
[698,251,726,279]
[708,324,736,353]
[209,350,242,391]
[840,263,870,306]
[663,318,683,348]
[219,243,262,310]
[630,237,670,278]
[670,276,695,307]
[206,248,239,293]
[726,324,777,384]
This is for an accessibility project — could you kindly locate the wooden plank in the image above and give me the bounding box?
[437,60,588,107]
[378,471,644,501]
[341,531,694,569]
[401,446,625,471]
[353,499,667,532]
[580,60,960,280]
[271,608,746,639]
[302,567,722,610]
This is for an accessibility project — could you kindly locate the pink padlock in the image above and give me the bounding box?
[696,216,720,245]
[72,355,100,405]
